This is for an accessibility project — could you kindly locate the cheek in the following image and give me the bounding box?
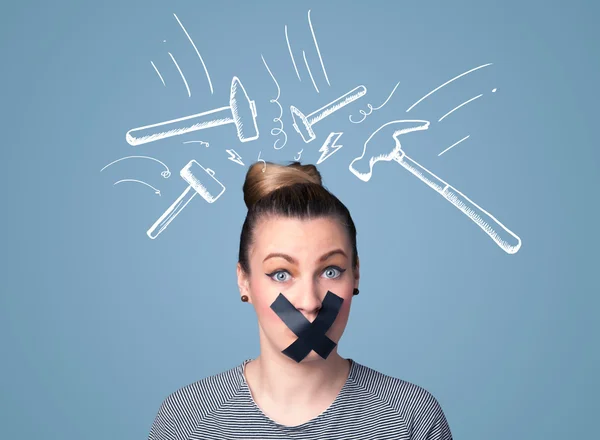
[331,289,354,324]
[259,301,285,326]
[334,296,352,326]
[251,283,284,325]
[336,288,354,311]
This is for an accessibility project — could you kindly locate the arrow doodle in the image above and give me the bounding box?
[114,179,161,196]
[182,140,210,147]
[100,155,171,178]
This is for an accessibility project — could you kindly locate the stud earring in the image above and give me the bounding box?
[353,288,359,296]
[241,295,249,302]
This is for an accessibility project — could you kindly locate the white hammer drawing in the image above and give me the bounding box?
[147,160,225,239]
[290,85,367,143]
[350,120,522,254]
[126,77,259,146]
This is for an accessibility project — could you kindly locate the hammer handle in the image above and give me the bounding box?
[127,106,233,146]
[395,154,521,254]
[147,185,197,239]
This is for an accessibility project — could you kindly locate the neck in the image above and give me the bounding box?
[244,350,351,409]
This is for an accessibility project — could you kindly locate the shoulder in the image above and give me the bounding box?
[147,362,244,440]
[351,360,443,413]
[351,360,453,439]
[166,362,244,414]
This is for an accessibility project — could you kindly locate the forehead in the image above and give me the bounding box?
[252,216,349,258]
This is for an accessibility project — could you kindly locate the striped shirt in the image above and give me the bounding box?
[148,358,453,439]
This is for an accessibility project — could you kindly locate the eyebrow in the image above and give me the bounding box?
[263,249,348,264]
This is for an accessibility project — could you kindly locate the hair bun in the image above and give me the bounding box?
[242,161,323,209]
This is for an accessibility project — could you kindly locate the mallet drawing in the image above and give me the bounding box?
[147,160,225,239]
[126,76,259,146]
[349,120,522,254]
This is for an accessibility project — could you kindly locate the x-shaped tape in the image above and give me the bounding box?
[270,290,344,363]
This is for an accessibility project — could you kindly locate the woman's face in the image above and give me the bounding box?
[237,215,359,363]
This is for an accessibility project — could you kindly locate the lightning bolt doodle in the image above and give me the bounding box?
[317,132,343,164]
[225,149,244,166]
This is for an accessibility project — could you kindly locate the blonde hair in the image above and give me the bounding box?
[242,161,322,208]
[238,160,358,274]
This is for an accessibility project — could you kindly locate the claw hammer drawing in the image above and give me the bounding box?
[349,120,521,254]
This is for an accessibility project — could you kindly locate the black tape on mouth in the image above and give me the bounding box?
[270,290,344,363]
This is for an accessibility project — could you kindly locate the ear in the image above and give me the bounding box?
[353,256,360,289]
[237,262,252,303]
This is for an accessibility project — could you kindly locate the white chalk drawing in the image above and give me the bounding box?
[285,10,329,87]
[126,76,259,146]
[100,155,171,178]
[168,52,191,97]
[151,61,166,86]
[406,63,492,112]
[290,85,367,143]
[349,82,400,124]
[147,160,225,239]
[285,25,302,82]
[226,149,244,166]
[173,13,213,94]
[257,151,266,172]
[182,140,209,147]
[307,9,330,87]
[317,132,343,164]
[349,120,521,254]
[438,135,470,156]
[261,54,288,149]
[114,179,161,196]
[303,50,320,93]
[438,94,483,122]
[435,88,496,156]
[294,149,304,161]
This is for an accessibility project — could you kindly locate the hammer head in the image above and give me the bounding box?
[230,76,259,143]
[181,160,226,203]
[290,105,315,143]
[349,120,430,182]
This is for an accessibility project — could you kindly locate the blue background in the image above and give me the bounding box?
[1,0,598,439]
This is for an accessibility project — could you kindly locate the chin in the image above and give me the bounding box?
[304,351,324,361]
[285,349,337,364]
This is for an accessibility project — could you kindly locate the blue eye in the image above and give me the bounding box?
[267,270,291,282]
[323,266,346,279]
[266,266,346,283]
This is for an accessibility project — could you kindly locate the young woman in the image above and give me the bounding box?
[148,161,453,439]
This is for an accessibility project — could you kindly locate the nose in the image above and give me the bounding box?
[291,280,323,319]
